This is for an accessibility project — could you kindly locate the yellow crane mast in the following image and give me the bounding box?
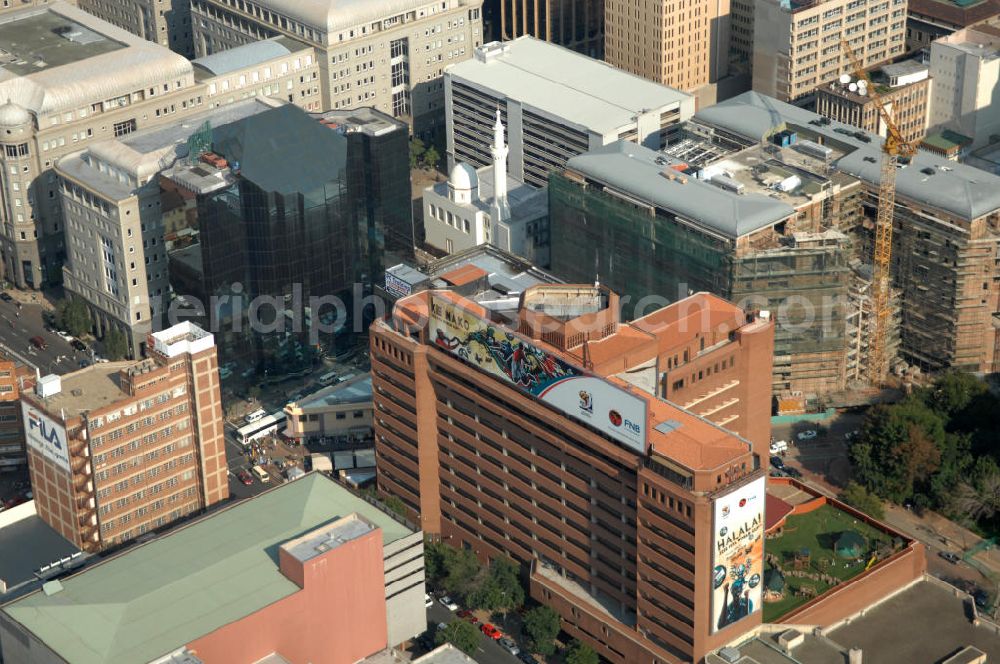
[840,39,917,385]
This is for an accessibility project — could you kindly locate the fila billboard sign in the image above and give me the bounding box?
[22,404,70,472]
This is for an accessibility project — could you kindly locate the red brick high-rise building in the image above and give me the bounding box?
[371,282,774,664]
[21,322,228,552]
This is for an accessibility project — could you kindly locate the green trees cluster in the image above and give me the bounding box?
[523,605,561,656]
[102,328,129,361]
[564,639,599,664]
[425,540,525,614]
[55,298,90,338]
[434,619,481,655]
[409,137,440,171]
[847,372,1000,531]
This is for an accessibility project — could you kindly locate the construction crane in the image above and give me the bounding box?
[840,39,917,385]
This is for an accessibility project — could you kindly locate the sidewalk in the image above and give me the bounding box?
[881,503,1000,578]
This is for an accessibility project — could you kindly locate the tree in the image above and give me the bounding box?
[564,639,598,664]
[436,546,483,596]
[103,328,129,361]
[382,494,407,518]
[422,145,441,171]
[950,456,1000,525]
[435,619,481,656]
[56,298,91,338]
[523,605,560,656]
[468,557,525,614]
[246,385,261,402]
[839,481,885,520]
[926,371,988,418]
[409,137,426,170]
[425,539,449,582]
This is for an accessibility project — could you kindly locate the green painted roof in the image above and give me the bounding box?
[1,473,412,664]
[922,130,973,151]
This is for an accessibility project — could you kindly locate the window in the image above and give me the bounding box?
[4,143,27,157]
[113,119,137,137]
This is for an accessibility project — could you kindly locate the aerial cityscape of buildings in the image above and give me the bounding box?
[0,0,998,662]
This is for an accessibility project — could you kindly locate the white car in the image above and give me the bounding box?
[424,593,434,608]
[438,595,459,611]
[797,430,818,441]
[769,440,789,455]
[56,331,74,342]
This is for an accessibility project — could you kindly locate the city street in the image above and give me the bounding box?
[425,601,526,664]
[0,295,80,375]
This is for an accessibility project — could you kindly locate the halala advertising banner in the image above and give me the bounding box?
[711,476,765,633]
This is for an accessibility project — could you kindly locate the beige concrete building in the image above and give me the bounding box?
[77,0,195,56]
[283,374,373,444]
[56,100,281,359]
[190,0,484,132]
[751,0,907,103]
[21,322,229,553]
[929,25,1000,151]
[604,0,730,104]
[815,59,931,144]
[0,1,321,291]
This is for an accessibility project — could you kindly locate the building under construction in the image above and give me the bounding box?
[550,92,997,404]
[550,134,861,400]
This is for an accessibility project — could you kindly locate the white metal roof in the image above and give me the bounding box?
[0,3,193,116]
[447,37,692,137]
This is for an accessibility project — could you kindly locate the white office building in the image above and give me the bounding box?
[444,36,695,187]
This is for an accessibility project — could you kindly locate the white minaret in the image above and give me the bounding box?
[490,109,511,223]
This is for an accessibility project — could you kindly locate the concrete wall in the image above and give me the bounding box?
[186,525,388,664]
[777,542,926,626]
[0,612,67,664]
[384,532,427,646]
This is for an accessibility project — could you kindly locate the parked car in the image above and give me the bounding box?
[70,339,87,352]
[29,336,46,350]
[436,622,447,631]
[499,637,520,656]
[439,595,459,611]
[219,367,233,380]
[0,293,12,303]
[797,430,818,441]
[784,467,802,478]
[78,358,92,368]
[458,609,478,624]
[974,589,990,609]
[844,430,860,441]
[939,550,961,564]
[769,440,789,455]
[424,593,434,608]
[770,455,785,470]
[518,653,536,664]
[237,470,253,486]
[480,623,502,640]
[56,331,74,342]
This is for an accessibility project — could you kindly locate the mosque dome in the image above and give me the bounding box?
[448,162,478,191]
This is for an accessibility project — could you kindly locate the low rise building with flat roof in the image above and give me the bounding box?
[445,37,695,187]
[0,472,427,664]
[20,322,228,553]
[0,500,83,600]
[815,59,931,145]
[284,375,373,445]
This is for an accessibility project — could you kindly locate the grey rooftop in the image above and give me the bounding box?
[447,37,692,137]
[694,91,1000,220]
[566,140,796,238]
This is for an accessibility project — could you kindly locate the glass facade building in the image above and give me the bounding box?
[188,105,412,373]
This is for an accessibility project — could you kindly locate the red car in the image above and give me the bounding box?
[237,470,253,485]
[480,624,502,640]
